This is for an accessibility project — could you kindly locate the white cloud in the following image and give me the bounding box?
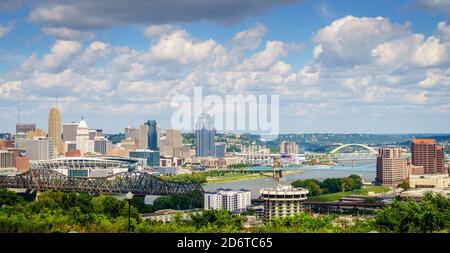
[237,40,287,70]
[404,91,427,104]
[42,26,94,40]
[411,36,450,67]
[419,68,450,88]
[231,23,267,50]
[144,24,176,38]
[0,22,14,38]
[313,16,410,67]
[0,80,22,98]
[146,30,219,64]
[41,40,82,71]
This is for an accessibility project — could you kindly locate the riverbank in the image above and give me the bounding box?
[307,186,390,202]
[206,169,305,183]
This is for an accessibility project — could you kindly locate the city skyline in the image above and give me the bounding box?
[1,0,450,134]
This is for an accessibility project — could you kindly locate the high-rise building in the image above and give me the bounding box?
[48,107,63,154]
[411,139,446,174]
[129,149,160,167]
[26,129,46,140]
[160,129,183,157]
[63,122,79,143]
[94,136,112,155]
[0,150,15,168]
[260,182,309,221]
[279,141,299,154]
[215,143,225,157]
[376,148,408,187]
[195,113,216,157]
[26,137,54,161]
[14,133,27,150]
[76,118,94,155]
[204,189,251,213]
[139,124,149,149]
[145,120,158,151]
[16,123,36,134]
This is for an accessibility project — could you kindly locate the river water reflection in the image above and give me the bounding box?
[204,160,376,198]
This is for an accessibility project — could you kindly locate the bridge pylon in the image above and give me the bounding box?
[272,156,282,182]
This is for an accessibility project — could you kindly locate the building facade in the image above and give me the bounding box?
[204,189,251,213]
[195,113,216,157]
[76,118,94,155]
[411,139,446,174]
[259,183,309,221]
[279,141,299,154]
[48,107,63,154]
[145,120,158,151]
[63,122,79,143]
[376,147,408,187]
[16,123,36,134]
[25,137,55,161]
[129,149,160,167]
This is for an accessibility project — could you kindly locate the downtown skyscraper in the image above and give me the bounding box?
[145,120,158,151]
[195,113,216,157]
[411,139,446,174]
[48,107,63,154]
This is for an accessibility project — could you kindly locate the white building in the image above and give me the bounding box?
[76,118,94,155]
[26,137,55,161]
[204,188,251,213]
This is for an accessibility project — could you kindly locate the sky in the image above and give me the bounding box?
[0,0,450,134]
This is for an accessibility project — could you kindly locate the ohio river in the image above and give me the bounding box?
[204,160,376,198]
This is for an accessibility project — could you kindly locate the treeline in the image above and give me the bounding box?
[160,173,207,184]
[1,189,450,232]
[291,174,363,196]
[131,191,203,213]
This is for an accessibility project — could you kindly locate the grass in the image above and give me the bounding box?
[307,186,390,202]
[206,173,271,183]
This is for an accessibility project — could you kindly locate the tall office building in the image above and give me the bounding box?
[26,137,54,161]
[411,139,446,174]
[195,113,216,157]
[63,122,79,143]
[26,129,46,140]
[0,150,15,168]
[160,129,183,157]
[48,107,63,154]
[129,149,160,167]
[145,120,158,151]
[204,189,251,213]
[280,141,299,154]
[14,133,27,150]
[16,123,36,134]
[376,148,408,187]
[94,136,112,155]
[139,124,149,149]
[76,118,94,155]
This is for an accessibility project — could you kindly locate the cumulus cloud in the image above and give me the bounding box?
[0,22,14,38]
[145,29,220,64]
[42,26,94,40]
[313,16,410,67]
[231,23,267,50]
[0,80,22,98]
[411,0,450,17]
[28,0,300,29]
[41,40,82,71]
[238,41,287,70]
[144,24,177,38]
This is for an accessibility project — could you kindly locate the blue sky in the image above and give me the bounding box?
[0,0,450,134]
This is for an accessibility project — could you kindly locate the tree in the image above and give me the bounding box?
[291,179,323,196]
[0,189,25,207]
[398,181,410,190]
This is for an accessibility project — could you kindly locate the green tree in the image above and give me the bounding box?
[291,179,323,196]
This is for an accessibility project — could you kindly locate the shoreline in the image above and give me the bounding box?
[206,169,305,184]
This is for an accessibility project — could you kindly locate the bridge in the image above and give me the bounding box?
[0,169,204,196]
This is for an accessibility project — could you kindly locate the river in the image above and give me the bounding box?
[204,160,376,198]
